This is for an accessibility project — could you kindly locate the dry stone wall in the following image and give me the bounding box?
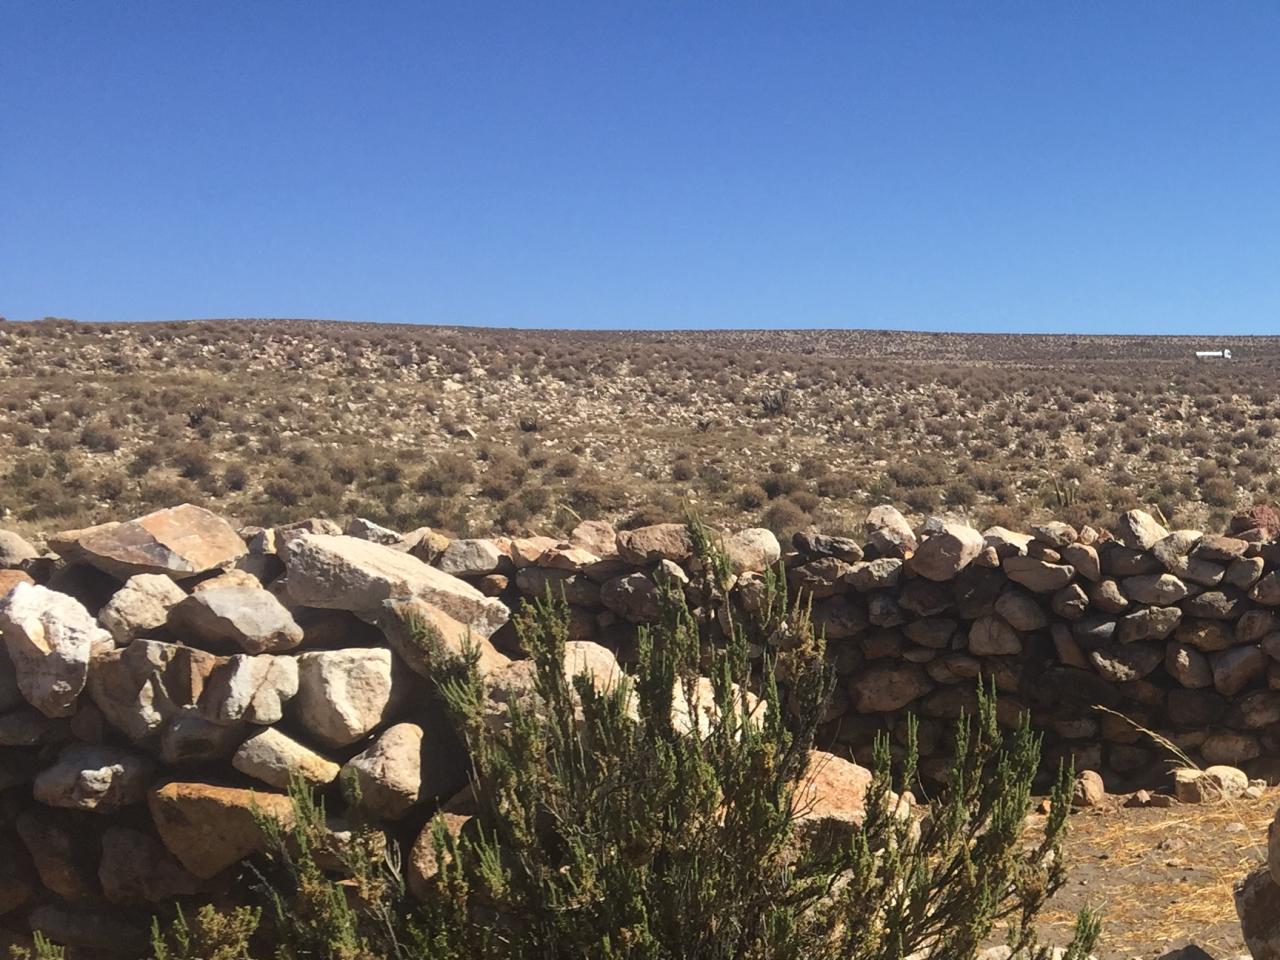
[4,501,1280,948]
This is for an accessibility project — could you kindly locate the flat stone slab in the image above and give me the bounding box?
[52,505,246,581]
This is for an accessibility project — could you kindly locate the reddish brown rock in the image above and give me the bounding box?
[147,781,294,879]
[52,504,246,581]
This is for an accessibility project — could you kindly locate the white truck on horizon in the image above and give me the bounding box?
[1194,348,1232,360]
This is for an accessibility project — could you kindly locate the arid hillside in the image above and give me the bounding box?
[2,319,1277,539]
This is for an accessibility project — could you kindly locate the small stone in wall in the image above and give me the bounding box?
[98,574,187,645]
[33,743,155,813]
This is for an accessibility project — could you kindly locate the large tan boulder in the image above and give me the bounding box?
[910,523,984,582]
[148,781,294,879]
[294,648,407,748]
[199,653,299,725]
[791,750,880,851]
[1,582,112,717]
[51,505,246,580]
[0,530,40,568]
[285,534,509,636]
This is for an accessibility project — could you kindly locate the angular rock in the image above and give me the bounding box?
[1165,642,1213,688]
[1122,573,1189,606]
[1182,588,1249,621]
[994,587,1048,631]
[910,523,984,582]
[437,538,508,577]
[1060,542,1101,582]
[600,573,660,621]
[16,809,99,900]
[788,558,853,600]
[1238,609,1280,644]
[200,653,299,725]
[344,517,402,545]
[846,558,902,592]
[982,526,1033,559]
[1086,577,1129,613]
[1050,582,1089,621]
[1117,605,1182,643]
[98,825,203,903]
[1251,571,1280,606]
[285,534,509,636]
[1176,618,1236,653]
[341,722,426,820]
[169,576,302,654]
[33,743,154,812]
[160,707,244,764]
[1226,556,1266,591]
[1002,555,1075,593]
[866,505,917,558]
[792,750,875,849]
[88,639,222,742]
[811,596,868,640]
[98,574,187,645]
[1089,642,1162,683]
[1212,644,1267,696]
[379,597,509,683]
[295,647,405,748]
[1031,521,1077,549]
[407,808,473,900]
[615,523,693,565]
[148,781,294,879]
[0,582,111,718]
[1237,867,1280,960]
[570,520,619,558]
[53,504,246,580]
[1114,509,1168,551]
[792,531,863,563]
[233,727,340,788]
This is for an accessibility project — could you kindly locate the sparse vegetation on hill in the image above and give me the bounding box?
[2,319,1280,538]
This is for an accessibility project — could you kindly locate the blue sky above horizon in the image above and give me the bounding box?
[2,2,1279,333]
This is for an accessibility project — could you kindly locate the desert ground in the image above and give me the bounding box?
[3,319,1280,545]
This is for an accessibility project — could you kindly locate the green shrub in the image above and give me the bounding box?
[146,523,1099,960]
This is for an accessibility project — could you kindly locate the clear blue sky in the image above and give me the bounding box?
[3,2,1278,332]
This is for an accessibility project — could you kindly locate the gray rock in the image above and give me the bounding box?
[994,588,1048,631]
[285,534,509,637]
[87,639,222,742]
[910,524,984,582]
[1002,555,1075,593]
[1236,867,1280,960]
[1114,509,1168,551]
[169,577,303,654]
[341,721,456,821]
[866,505,917,557]
[1089,643,1163,683]
[1165,642,1213,688]
[1212,644,1267,696]
[1122,573,1189,606]
[437,538,508,576]
[344,517,403,545]
[0,582,112,718]
[199,653,299,725]
[1117,605,1182,643]
[98,574,187,645]
[848,663,932,713]
[33,743,154,813]
[160,707,244,764]
[721,528,781,574]
[0,530,40,568]
[846,558,902,592]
